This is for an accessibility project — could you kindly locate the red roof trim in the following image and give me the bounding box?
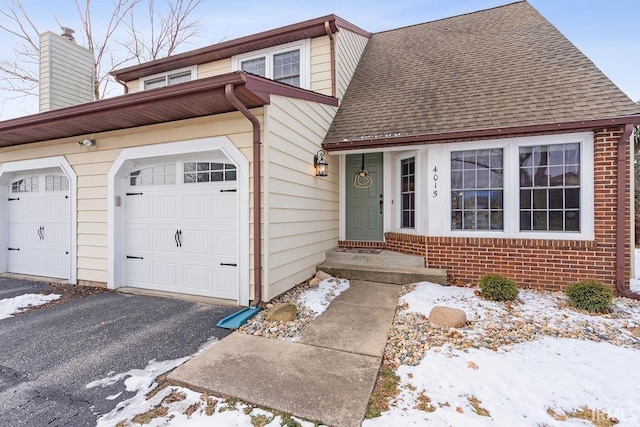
[322,115,640,151]
[0,72,338,147]
[112,15,371,82]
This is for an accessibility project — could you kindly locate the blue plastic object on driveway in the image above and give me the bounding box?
[216,306,262,329]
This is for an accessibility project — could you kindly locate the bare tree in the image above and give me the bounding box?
[124,0,202,63]
[0,0,202,106]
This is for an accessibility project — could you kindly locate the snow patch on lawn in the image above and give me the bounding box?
[631,248,640,292]
[297,278,349,316]
[364,282,640,426]
[0,293,60,320]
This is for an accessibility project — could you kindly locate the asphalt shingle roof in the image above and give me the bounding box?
[324,1,640,144]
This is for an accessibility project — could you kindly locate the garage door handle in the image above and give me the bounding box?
[8,197,19,201]
[220,263,237,267]
[126,192,143,196]
[8,247,20,251]
[37,226,44,240]
[220,189,237,193]
[178,229,182,247]
[126,255,144,260]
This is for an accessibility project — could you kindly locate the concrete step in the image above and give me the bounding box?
[325,249,425,268]
[317,262,447,286]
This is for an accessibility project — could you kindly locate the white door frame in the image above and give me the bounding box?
[0,156,78,283]
[107,136,250,306]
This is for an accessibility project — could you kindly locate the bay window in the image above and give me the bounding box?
[444,133,592,239]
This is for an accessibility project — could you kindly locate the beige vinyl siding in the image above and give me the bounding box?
[198,58,233,79]
[335,29,368,100]
[126,80,140,93]
[264,95,339,299]
[0,110,261,292]
[310,36,332,96]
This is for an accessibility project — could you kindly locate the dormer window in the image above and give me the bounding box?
[140,66,196,90]
[234,40,309,89]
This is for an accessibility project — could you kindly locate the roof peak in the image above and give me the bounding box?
[372,1,528,35]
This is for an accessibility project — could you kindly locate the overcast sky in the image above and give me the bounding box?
[0,0,638,120]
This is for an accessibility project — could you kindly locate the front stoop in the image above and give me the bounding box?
[318,249,448,285]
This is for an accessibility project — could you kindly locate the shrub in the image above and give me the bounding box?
[566,280,613,313]
[478,274,519,301]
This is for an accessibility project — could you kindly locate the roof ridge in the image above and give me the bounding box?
[372,1,527,35]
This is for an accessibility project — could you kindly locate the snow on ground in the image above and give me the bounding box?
[364,282,640,427]
[0,293,60,320]
[297,277,349,316]
[92,280,639,426]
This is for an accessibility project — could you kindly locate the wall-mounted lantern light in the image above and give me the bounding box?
[314,150,328,177]
[77,138,96,148]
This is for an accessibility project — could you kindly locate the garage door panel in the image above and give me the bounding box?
[126,259,151,285]
[8,223,40,247]
[40,224,69,249]
[182,264,210,290]
[42,196,69,222]
[151,262,177,287]
[182,194,209,219]
[212,231,238,256]
[152,195,177,219]
[211,266,238,298]
[180,229,209,255]
[126,196,150,218]
[151,228,180,253]
[127,228,151,251]
[211,193,237,220]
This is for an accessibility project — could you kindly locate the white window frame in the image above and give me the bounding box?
[232,39,310,90]
[437,132,594,240]
[139,66,197,91]
[395,151,421,232]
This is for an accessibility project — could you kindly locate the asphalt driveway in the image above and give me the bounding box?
[0,277,236,426]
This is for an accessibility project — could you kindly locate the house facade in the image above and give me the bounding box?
[0,1,638,305]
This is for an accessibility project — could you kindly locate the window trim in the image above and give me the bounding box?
[232,39,310,90]
[139,66,197,91]
[394,151,421,233]
[440,132,594,240]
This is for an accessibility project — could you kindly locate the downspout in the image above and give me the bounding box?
[324,21,336,98]
[114,77,129,94]
[615,124,640,299]
[225,83,262,306]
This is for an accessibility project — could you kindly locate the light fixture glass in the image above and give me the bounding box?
[314,150,328,176]
[77,139,96,147]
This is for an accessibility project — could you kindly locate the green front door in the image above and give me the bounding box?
[346,153,383,241]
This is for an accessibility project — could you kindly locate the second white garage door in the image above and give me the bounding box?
[124,161,239,300]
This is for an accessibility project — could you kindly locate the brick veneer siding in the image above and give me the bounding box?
[384,127,631,293]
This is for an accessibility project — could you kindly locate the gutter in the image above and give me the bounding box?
[616,124,640,299]
[225,83,262,307]
[324,21,336,98]
[114,77,129,94]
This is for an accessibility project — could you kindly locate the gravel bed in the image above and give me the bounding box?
[238,275,349,340]
[384,284,640,367]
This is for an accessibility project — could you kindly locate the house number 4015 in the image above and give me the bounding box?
[432,166,439,197]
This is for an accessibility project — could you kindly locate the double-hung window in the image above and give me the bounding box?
[445,133,592,238]
[234,40,309,89]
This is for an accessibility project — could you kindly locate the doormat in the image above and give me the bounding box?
[335,248,383,254]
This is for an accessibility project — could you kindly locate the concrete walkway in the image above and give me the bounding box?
[168,280,400,427]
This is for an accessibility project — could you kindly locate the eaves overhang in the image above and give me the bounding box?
[112,15,371,83]
[0,72,338,148]
[322,115,640,152]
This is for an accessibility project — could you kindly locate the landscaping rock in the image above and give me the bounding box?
[315,271,332,281]
[265,303,297,322]
[428,306,467,328]
[309,277,322,286]
[633,326,640,338]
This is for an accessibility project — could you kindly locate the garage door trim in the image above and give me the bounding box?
[107,136,250,306]
[0,156,78,283]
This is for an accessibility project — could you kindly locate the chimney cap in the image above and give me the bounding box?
[60,27,75,42]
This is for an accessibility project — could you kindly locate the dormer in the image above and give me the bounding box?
[111,15,370,100]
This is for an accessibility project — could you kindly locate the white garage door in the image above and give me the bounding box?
[7,173,70,279]
[124,160,239,299]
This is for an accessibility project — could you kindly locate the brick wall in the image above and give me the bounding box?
[383,127,631,293]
